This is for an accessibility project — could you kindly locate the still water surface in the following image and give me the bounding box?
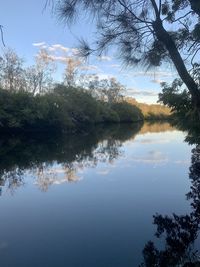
[0,123,199,267]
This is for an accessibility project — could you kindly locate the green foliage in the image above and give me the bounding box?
[111,102,144,122]
[50,0,200,111]
[158,79,192,115]
[0,85,145,132]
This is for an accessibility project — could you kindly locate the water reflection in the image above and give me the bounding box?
[0,123,144,194]
[140,139,200,266]
[0,122,194,267]
[0,122,177,195]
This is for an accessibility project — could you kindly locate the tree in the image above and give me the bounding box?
[49,0,200,109]
[0,48,26,91]
[25,48,55,94]
[84,75,124,103]
[63,56,82,86]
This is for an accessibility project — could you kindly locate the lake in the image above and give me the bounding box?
[0,122,199,267]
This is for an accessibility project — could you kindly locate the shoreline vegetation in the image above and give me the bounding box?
[0,48,172,134]
[0,85,172,134]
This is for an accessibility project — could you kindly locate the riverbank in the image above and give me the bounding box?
[0,85,172,133]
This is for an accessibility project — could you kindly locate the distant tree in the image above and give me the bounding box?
[0,48,26,91]
[25,48,55,94]
[63,56,82,86]
[84,75,124,104]
[49,0,200,110]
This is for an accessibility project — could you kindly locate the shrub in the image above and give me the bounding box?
[111,102,144,122]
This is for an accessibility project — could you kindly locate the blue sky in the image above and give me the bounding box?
[0,0,177,103]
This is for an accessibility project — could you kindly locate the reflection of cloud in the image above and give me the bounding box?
[34,166,82,192]
[126,88,158,97]
[138,139,170,144]
[131,150,168,164]
[97,169,110,175]
[174,160,190,165]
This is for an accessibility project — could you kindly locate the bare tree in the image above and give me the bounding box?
[86,75,124,103]
[48,0,200,109]
[63,56,82,86]
[0,48,26,91]
[25,48,55,94]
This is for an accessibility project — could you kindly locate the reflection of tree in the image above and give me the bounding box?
[140,146,200,267]
[0,123,143,194]
[0,168,25,195]
[139,122,175,135]
[0,122,179,195]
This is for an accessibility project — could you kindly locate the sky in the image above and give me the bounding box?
[0,0,177,104]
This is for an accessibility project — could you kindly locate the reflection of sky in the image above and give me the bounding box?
[0,126,195,267]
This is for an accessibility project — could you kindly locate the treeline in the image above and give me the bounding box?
[0,48,172,133]
[0,85,144,132]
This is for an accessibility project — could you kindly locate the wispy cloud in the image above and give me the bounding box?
[150,79,164,84]
[109,64,120,68]
[98,55,112,61]
[79,65,100,71]
[32,42,46,47]
[132,71,175,78]
[137,139,170,144]
[131,150,168,164]
[97,169,110,175]
[126,88,158,97]
[174,160,190,165]
[50,44,70,52]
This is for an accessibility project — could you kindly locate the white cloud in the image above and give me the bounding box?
[126,88,158,97]
[150,79,164,84]
[132,71,175,78]
[79,65,100,71]
[48,55,68,63]
[110,64,120,68]
[32,42,46,47]
[51,44,70,52]
[98,55,112,61]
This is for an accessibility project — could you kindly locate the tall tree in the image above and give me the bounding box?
[63,56,82,86]
[0,48,26,91]
[25,48,55,94]
[49,0,200,109]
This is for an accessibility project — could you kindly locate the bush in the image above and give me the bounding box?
[111,102,144,122]
[0,85,143,132]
